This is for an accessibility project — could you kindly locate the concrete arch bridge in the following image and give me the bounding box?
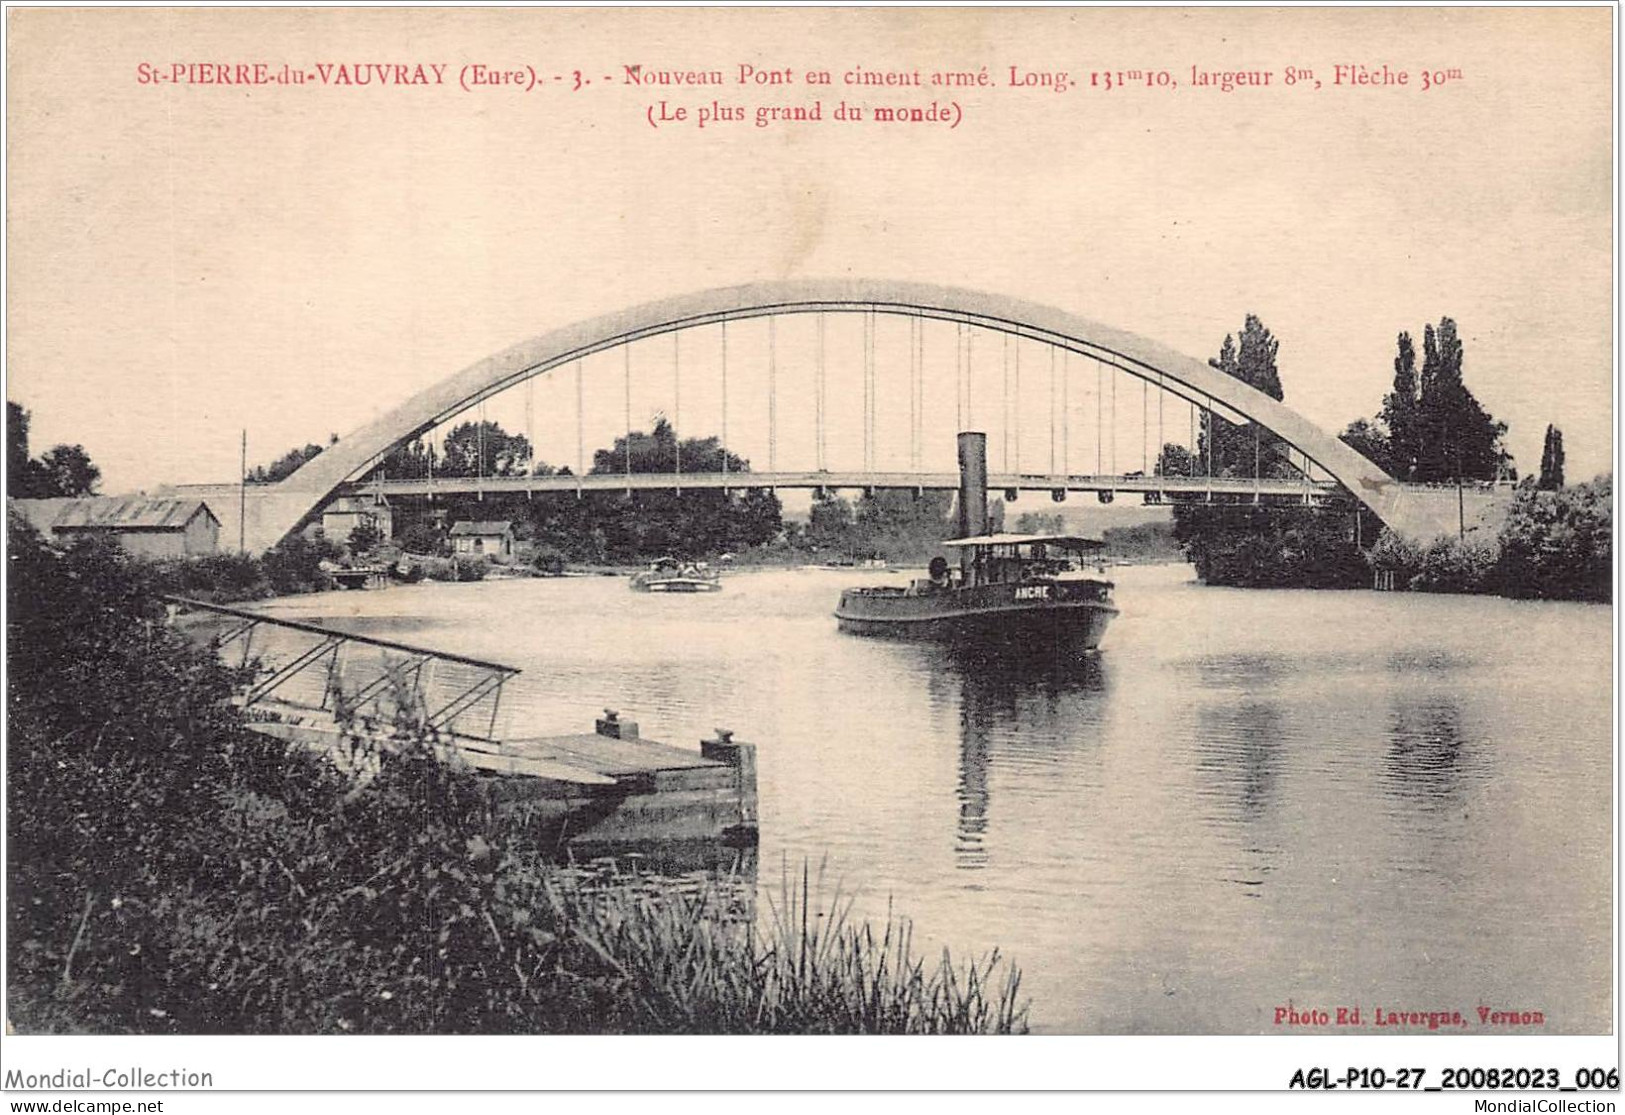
[171,280,1504,553]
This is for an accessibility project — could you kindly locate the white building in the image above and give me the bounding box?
[449,520,514,559]
[321,494,393,545]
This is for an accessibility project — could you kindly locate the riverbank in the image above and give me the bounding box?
[1176,476,1611,602]
[123,550,1612,1033]
[1369,476,1611,601]
[7,523,1029,1035]
[141,534,342,603]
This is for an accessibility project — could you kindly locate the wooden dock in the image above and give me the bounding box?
[330,565,389,590]
[474,715,758,845]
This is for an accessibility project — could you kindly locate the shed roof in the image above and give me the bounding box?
[11,496,218,533]
[449,520,514,537]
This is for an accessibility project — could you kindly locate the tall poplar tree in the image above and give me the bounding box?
[1200,314,1285,478]
[1410,317,1508,482]
[1378,332,1419,478]
[1538,424,1566,490]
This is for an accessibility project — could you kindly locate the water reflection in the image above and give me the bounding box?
[1181,653,1293,821]
[1382,692,1479,812]
[946,650,1108,868]
[1191,652,1296,692]
[1183,655,1292,899]
[219,568,1615,1034]
[1194,699,1286,823]
[1186,698,1286,900]
[957,699,991,868]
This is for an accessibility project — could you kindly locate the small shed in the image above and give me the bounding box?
[449,520,515,559]
[11,496,220,558]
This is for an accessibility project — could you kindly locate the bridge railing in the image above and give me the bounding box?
[340,470,1345,501]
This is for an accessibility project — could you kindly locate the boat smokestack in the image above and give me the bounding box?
[957,430,989,545]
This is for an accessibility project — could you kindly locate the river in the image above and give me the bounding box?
[251,563,1613,1034]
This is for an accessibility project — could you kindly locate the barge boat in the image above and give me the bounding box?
[835,534,1117,652]
[834,432,1118,655]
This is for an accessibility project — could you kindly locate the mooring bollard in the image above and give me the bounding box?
[702,728,759,838]
[595,708,640,740]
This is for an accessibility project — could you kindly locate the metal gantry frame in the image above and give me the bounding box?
[173,597,520,743]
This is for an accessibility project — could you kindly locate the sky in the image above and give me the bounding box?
[7,7,1614,495]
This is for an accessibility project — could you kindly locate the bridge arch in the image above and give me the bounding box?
[252,279,1406,551]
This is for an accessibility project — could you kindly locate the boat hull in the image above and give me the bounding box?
[835,580,1117,653]
[632,576,721,593]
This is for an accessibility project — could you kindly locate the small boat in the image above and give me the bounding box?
[330,564,389,590]
[834,533,1118,653]
[629,556,722,593]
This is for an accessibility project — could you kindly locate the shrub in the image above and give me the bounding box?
[138,533,338,603]
[417,556,488,583]
[148,551,268,602]
[1495,475,1612,601]
[1369,476,1611,601]
[397,522,447,557]
[346,520,384,555]
[260,534,340,596]
[7,522,1027,1035]
[1367,528,1498,593]
[417,556,453,582]
[532,547,566,576]
[1410,535,1499,593]
[1175,504,1368,588]
[7,524,331,1032]
[1366,528,1423,584]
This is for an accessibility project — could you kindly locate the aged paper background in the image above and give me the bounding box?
[3,3,1616,1092]
[7,7,1612,489]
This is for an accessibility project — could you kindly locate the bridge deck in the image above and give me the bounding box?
[343,471,1343,498]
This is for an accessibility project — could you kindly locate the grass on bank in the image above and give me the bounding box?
[6,517,1028,1035]
[561,859,1025,1035]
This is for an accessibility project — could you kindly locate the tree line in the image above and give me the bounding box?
[7,402,100,499]
[1163,312,1604,600]
[378,417,783,564]
[26,395,963,568]
[1341,318,1513,483]
[794,488,960,564]
[372,417,981,566]
[245,435,337,484]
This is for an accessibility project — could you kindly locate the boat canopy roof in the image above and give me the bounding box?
[942,532,1105,550]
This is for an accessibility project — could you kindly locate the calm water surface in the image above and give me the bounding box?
[255,565,1613,1034]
